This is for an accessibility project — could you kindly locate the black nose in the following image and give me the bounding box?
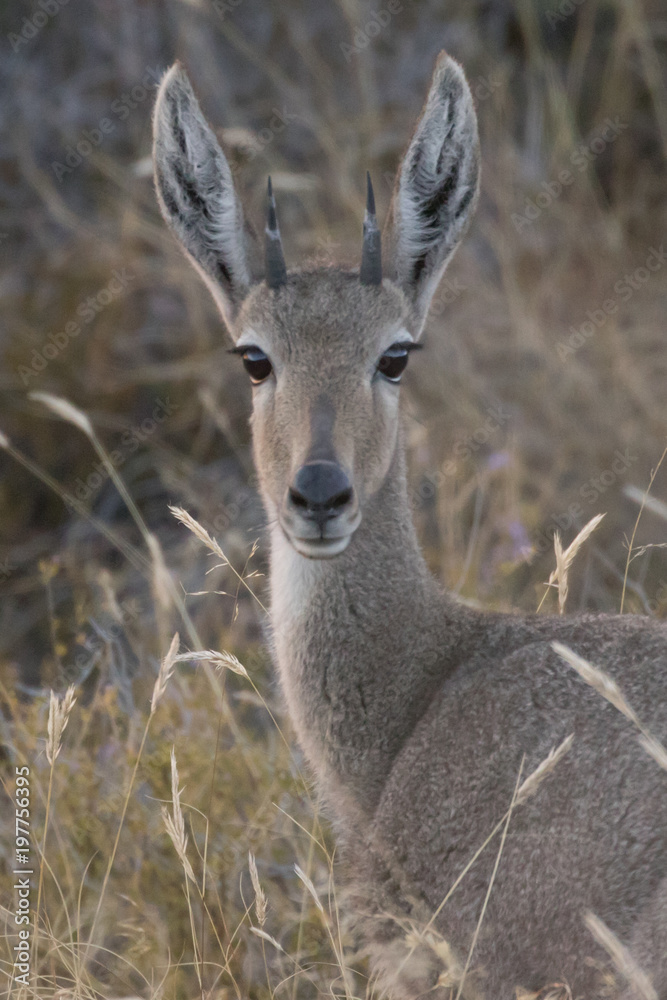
[288,461,353,524]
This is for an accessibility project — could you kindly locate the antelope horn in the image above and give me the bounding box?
[360,171,382,286]
[265,176,287,289]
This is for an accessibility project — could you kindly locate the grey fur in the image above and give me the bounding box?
[152,62,261,326]
[383,51,481,337]
[153,52,667,999]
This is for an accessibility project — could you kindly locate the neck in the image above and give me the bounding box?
[269,442,463,815]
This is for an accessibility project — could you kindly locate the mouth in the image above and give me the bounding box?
[288,532,353,559]
[279,504,361,560]
[280,512,360,559]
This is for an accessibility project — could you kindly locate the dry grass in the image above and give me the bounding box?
[553,642,667,773]
[1,0,666,997]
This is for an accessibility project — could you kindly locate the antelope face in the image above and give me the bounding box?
[153,52,480,558]
[233,272,416,557]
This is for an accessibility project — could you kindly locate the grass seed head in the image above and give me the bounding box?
[151,632,179,716]
[147,533,173,614]
[516,734,574,806]
[294,863,324,914]
[248,851,267,927]
[173,648,248,678]
[548,514,605,614]
[161,747,196,884]
[552,642,641,726]
[46,685,77,765]
[169,505,228,563]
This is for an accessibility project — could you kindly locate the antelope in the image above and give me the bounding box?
[153,53,667,999]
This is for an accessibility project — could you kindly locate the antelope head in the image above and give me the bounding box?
[153,53,480,558]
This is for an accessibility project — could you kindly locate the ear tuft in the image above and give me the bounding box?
[385,52,480,334]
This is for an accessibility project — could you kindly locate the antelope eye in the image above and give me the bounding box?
[377,343,412,383]
[242,347,273,384]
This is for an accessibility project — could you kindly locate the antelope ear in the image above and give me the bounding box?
[152,63,261,331]
[384,52,480,337]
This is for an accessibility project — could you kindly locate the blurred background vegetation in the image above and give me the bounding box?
[0,0,666,997]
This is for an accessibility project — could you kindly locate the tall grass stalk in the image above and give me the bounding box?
[537,514,605,613]
[553,643,667,773]
[29,393,199,649]
[454,760,524,1000]
[32,686,76,975]
[85,633,179,961]
[394,735,574,984]
[620,443,667,613]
